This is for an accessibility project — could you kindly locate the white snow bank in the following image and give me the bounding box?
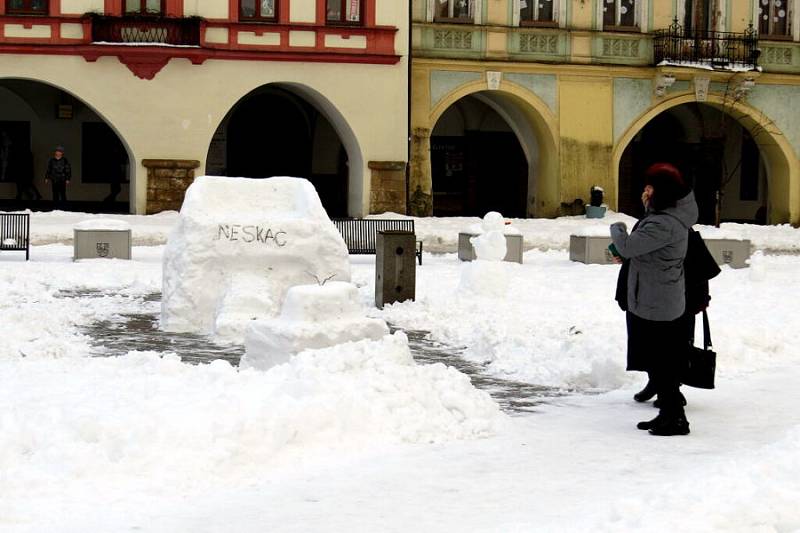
[160,176,351,340]
[241,282,389,371]
[0,334,505,504]
[12,209,178,246]
[73,218,132,231]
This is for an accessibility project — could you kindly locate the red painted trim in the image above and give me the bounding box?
[104,0,123,16]
[278,0,289,24]
[49,0,60,17]
[0,15,90,44]
[0,2,6,16]
[0,43,400,68]
[316,0,325,25]
[165,0,183,17]
[228,0,238,22]
[0,11,399,56]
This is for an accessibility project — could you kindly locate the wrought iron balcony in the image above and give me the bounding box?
[653,19,759,71]
[89,14,201,46]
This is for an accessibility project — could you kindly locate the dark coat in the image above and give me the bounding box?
[610,192,699,321]
[46,157,71,183]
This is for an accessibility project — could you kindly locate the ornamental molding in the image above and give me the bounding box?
[602,38,640,58]
[433,30,473,50]
[518,33,558,54]
[762,46,793,65]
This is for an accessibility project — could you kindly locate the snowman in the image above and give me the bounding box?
[458,211,511,297]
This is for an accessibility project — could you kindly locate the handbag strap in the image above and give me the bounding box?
[702,310,713,350]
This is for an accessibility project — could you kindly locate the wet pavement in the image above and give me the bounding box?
[70,290,569,414]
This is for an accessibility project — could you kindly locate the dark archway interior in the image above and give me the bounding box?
[0,79,130,213]
[431,95,528,218]
[619,103,768,225]
[206,86,349,218]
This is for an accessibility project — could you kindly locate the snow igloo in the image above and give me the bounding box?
[161,176,351,339]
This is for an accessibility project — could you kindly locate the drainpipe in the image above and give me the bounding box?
[406,0,412,215]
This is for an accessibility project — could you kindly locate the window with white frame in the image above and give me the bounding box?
[520,0,557,25]
[759,0,793,37]
[603,0,639,30]
[435,0,474,22]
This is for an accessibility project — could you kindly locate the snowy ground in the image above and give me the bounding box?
[2,213,800,532]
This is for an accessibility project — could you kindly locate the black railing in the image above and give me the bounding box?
[653,19,759,70]
[89,14,201,46]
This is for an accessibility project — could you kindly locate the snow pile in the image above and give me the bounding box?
[2,237,16,246]
[161,176,350,340]
[0,334,505,504]
[73,218,132,231]
[242,281,389,371]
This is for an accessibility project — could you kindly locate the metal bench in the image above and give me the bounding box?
[0,213,31,261]
[333,218,423,265]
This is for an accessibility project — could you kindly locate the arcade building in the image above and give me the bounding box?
[0,0,409,216]
[411,0,800,225]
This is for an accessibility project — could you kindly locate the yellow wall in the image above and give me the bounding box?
[558,75,614,207]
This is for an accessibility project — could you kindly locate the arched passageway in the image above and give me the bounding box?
[616,99,798,225]
[0,79,131,213]
[430,92,530,218]
[206,85,353,218]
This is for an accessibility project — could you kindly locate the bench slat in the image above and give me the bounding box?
[0,213,31,260]
[332,218,421,265]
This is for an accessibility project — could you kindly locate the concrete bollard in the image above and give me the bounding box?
[375,230,416,309]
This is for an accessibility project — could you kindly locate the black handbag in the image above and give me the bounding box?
[682,310,716,389]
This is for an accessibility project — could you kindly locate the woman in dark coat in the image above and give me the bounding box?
[610,163,698,436]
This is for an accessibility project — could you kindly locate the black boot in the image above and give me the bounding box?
[633,380,657,403]
[648,410,690,436]
[636,413,665,431]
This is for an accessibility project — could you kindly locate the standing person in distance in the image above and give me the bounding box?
[45,145,71,209]
[610,163,698,436]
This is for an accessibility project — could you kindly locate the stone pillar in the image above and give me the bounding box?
[143,159,201,214]
[409,127,433,216]
[369,161,407,215]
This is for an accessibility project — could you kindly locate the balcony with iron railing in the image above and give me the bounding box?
[87,13,201,46]
[653,19,760,71]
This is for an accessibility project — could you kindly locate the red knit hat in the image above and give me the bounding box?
[644,163,688,210]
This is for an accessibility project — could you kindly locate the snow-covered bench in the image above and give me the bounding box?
[333,218,423,265]
[0,213,30,261]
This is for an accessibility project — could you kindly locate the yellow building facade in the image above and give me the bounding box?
[411,0,800,225]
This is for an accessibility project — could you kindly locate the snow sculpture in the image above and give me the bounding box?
[459,212,511,297]
[241,281,389,371]
[161,176,351,340]
[471,211,507,261]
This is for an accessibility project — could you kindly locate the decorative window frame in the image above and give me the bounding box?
[752,0,798,41]
[677,0,726,32]
[239,0,279,22]
[427,0,483,24]
[325,0,365,26]
[596,0,649,32]
[4,0,51,16]
[512,0,566,28]
[123,0,166,14]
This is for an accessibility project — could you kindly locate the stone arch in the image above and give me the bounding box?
[0,76,136,212]
[612,93,799,225]
[205,81,364,218]
[426,80,560,217]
